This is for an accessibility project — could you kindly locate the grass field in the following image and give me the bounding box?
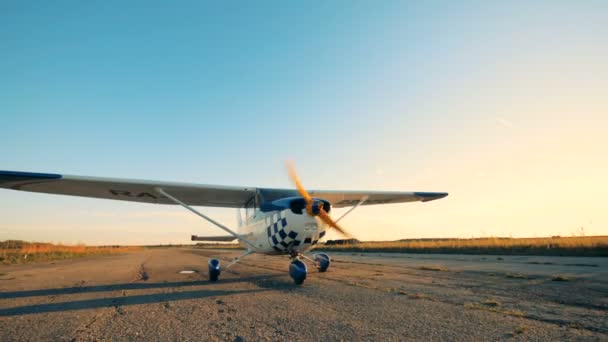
[316,236,608,256]
[0,240,140,264]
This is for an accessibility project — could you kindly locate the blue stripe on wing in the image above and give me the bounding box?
[414,192,449,202]
[0,170,62,184]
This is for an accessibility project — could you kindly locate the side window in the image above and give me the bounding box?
[245,197,256,221]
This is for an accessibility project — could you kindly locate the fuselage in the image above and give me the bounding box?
[238,209,327,255]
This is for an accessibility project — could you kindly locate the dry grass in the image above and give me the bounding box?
[0,240,140,264]
[318,236,608,256]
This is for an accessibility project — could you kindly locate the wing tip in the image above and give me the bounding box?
[415,192,448,202]
[0,170,62,184]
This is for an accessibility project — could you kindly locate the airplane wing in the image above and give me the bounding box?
[309,190,447,207]
[0,170,447,208]
[0,170,256,208]
[258,188,448,208]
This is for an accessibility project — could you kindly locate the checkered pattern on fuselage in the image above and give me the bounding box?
[265,211,327,253]
[266,211,301,252]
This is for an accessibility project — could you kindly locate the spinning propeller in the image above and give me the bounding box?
[286,162,352,238]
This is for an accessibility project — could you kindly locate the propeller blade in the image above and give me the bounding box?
[286,161,354,239]
[318,208,350,237]
[286,161,312,203]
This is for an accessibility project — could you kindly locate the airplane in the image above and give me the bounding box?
[0,164,448,284]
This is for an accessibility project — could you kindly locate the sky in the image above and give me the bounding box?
[1,1,607,244]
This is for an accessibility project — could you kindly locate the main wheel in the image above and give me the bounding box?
[314,253,330,272]
[208,258,221,281]
[289,259,307,285]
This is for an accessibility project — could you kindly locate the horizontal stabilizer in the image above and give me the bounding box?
[191,235,236,242]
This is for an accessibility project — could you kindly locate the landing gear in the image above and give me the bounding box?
[287,251,332,284]
[208,258,221,281]
[314,253,330,272]
[289,259,307,285]
[288,250,308,285]
[223,250,253,273]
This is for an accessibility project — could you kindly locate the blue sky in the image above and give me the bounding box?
[1,1,607,244]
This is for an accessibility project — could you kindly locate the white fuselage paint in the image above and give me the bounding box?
[237,209,327,255]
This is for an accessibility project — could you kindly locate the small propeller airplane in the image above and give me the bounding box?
[0,163,447,284]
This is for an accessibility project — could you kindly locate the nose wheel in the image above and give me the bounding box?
[289,258,307,285]
[288,250,307,285]
[287,251,331,284]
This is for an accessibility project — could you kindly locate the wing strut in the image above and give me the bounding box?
[334,196,369,223]
[155,187,257,250]
[224,250,254,271]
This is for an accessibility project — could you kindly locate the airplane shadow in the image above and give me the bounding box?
[0,287,267,316]
[0,274,281,299]
[0,274,289,317]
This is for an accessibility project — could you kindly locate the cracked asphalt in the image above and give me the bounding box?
[1,248,606,341]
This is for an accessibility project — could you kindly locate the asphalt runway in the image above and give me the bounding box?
[1,248,606,341]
